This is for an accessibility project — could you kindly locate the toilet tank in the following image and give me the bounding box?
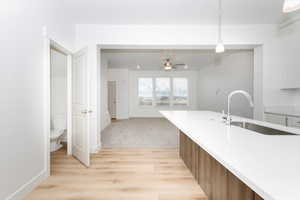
[52,114,67,130]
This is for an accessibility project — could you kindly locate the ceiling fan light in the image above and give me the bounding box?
[283,0,300,13]
[164,65,172,70]
[163,59,173,70]
[216,43,225,53]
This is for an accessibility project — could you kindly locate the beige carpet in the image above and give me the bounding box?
[101,118,179,148]
[26,148,207,200]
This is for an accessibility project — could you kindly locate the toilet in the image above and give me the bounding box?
[50,115,67,152]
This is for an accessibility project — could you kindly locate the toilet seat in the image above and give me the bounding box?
[50,129,65,140]
[50,129,65,152]
[50,115,67,152]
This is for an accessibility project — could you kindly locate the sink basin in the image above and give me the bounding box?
[231,121,297,135]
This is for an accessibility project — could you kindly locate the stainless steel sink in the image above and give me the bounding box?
[231,121,297,135]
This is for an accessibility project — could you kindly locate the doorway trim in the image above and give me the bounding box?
[44,35,73,177]
[108,80,117,119]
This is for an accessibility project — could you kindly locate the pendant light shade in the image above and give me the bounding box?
[216,0,225,53]
[216,43,225,53]
[283,0,300,13]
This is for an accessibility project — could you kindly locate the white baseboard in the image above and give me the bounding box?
[5,169,48,200]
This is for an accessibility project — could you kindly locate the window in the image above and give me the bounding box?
[155,78,171,106]
[173,78,188,106]
[138,77,188,107]
[138,78,153,106]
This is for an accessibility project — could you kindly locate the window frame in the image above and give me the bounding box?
[137,77,154,107]
[172,77,189,107]
[137,76,189,108]
[154,77,172,107]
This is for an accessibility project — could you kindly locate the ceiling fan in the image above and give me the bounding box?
[163,58,188,71]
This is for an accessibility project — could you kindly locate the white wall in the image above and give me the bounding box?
[100,56,111,131]
[50,49,67,129]
[76,24,272,48]
[77,24,271,119]
[263,21,300,108]
[253,46,264,120]
[0,1,75,199]
[77,23,300,119]
[198,50,254,118]
[107,69,130,119]
[129,70,198,117]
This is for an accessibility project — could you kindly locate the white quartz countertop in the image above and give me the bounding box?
[161,111,300,200]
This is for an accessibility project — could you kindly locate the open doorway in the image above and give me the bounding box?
[44,38,91,176]
[100,47,256,148]
[50,48,68,154]
[47,42,74,175]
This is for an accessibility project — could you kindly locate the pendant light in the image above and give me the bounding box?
[216,0,225,53]
[283,0,300,13]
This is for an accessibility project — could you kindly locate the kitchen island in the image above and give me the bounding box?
[161,111,300,200]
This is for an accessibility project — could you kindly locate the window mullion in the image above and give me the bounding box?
[170,77,173,107]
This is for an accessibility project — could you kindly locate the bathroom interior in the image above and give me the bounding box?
[50,48,68,154]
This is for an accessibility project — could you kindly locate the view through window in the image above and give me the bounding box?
[173,78,188,105]
[138,78,153,106]
[155,78,171,106]
[138,77,188,106]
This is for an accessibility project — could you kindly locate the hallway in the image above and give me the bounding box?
[26,148,207,200]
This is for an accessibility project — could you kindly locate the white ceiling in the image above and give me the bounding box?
[102,49,253,70]
[64,0,284,24]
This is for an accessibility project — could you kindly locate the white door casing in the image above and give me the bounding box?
[108,81,117,119]
[72,48,90,167]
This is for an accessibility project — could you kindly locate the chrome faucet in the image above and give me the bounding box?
[226,90,254,125]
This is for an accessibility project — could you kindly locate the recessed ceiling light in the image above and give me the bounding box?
[283,0,300,13]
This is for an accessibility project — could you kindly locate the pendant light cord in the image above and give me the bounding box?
[218,0,222,43]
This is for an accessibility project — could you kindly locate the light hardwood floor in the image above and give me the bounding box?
[26,148,207,200]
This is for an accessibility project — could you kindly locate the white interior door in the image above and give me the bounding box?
[72,48,90,167]
[108,81,117,119]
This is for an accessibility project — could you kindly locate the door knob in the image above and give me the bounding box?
[81,110,92,114]
[81,110,88,114]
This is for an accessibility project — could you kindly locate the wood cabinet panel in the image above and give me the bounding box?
[254,194,264,200]
[179,130,184,158]
[194,144,199,180]
[179,131,263,200]
[211,157,228,200]
[203,149,212,197]
[185,136,191,169]
[227,171,254,200]
[198,145,206,190]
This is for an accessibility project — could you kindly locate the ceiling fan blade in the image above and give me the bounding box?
[173,64,186,67]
